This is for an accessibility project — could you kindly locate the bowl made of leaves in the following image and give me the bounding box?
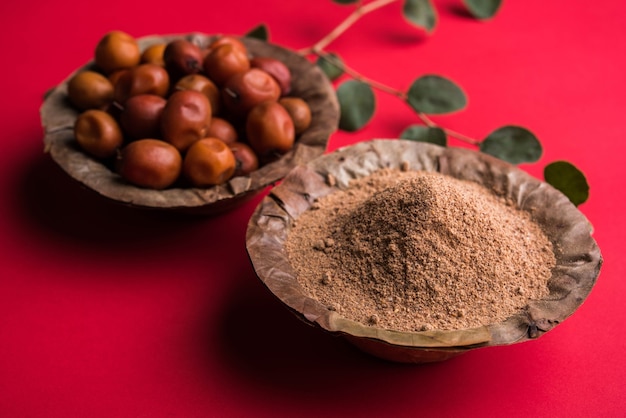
[40,33,339,215]
[245,139,602,363]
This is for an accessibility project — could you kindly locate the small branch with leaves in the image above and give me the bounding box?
[246,0,589,206]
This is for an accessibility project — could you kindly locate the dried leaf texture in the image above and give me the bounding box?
[246,139,602,363]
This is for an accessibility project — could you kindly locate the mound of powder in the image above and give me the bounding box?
[285,169,556,332]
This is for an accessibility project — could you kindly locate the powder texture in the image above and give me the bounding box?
[285,169,556,332]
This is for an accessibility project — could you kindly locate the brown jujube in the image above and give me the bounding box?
[74,109,124,158]
[140,43,166,66]
[279,97,312,134]
[246,101,295,157]
[250,56,292,96]
[113,63,170,104]
[222,68,281,117]
[67,71,114,111]
[117,139,182,189]
[175,74,221,115]
[119,94,167,140]
[205,117,238,145]
[94,31,140,74]
[160,90,212,152]
[163,39,203,79]
[183,138,236,186]
[203,44,250,86]
[230,142,259,176]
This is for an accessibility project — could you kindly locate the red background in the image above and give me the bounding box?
[1,0,625,416]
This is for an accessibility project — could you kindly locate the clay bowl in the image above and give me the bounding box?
[246,139,602,363]
[40,33,339,215]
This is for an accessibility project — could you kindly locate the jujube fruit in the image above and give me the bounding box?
[183,138,236,186]
[222,68,281,117]
[67,71,114,111]
[230,142,259,176]
[74,109,124,158]
[141,43,166,66]
[117,139,182,189]
[108,69,127,85]
[160,90,212,152]
[65,32,317,191]
[163,39,203,79]
[119,94,167,140]
[94,31,140,74]
[175,74,221,115]
[250,56,291,96]
[205,117,238,145]
[113,63,170,104]
[246,101,295,157]
[279,97,312,134]
[203,44,250,86]
[208,36,248,55]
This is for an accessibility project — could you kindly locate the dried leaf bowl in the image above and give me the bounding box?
[40,33,339,215]
[245,139,602,363]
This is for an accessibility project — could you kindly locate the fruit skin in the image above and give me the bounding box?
[67,71,114,111]
[113,63,170,104]
[140,43,166,66]
[108,69,128,88]
[230,142,259,177]
[160,90,212,152]
[74,109,124,158]
[175,74,221,115]
[279,97,312,134]
[163,39,204,80]
[119,94,167,140]
[221,68,281,118]
[250,56,292,96]
[246,101,295,158]
[208,36,248,55]
[183,138,236,186]
[117,139,182,189]
[203,44,250,86]
[205,117,238,145]
[94,30,140,74]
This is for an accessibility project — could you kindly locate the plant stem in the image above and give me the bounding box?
[299,0,482,147]
[299,0,399,55]
[322,51,405,100]
[418,114,482,145]
[313,51,481,146]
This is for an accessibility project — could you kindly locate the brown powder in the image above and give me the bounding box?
[285,169,556,332]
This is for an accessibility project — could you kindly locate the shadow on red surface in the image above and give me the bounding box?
[14,150,220,251]
[210,267,459,404]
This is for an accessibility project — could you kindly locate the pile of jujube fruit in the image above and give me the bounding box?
[67,30,312,189]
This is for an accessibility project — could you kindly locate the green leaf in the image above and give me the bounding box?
[479,126,542,164]
[463,0,503,19]
[403,0,437,32]
[336,80,376,132]
[407,75,467,114]
[333,0,359,4]
[544,161,589,206]
[245,24,269,41]
[316,53,345,81]
[400,125,447,146]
